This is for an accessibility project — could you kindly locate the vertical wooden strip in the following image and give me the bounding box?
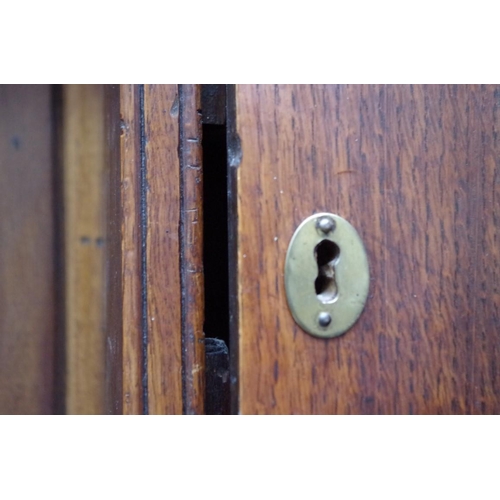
[106,84,144,414]
[52,85,66,415]
[0,85,55,414]
[179,84,205,414]
[145,85,183,414]
[63,85,107,414]
[105,84,123,414]
[119,85,144,414]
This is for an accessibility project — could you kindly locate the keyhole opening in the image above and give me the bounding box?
[314,239,340,304]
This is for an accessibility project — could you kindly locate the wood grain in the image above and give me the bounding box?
[179,84,205,414]
[144,85,183,414]
[63,85,107,414]
[118,84,143,414]
[106,85,205,414]
[0,85,55,414]
[231,84,500,414]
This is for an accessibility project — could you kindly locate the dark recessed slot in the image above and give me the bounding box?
[314,239,340,303]
[202,123,229,347]
[202,112,230,414]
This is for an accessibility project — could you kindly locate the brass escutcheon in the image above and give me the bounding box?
[284,213,370,338]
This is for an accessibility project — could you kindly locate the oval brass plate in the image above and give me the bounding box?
[285,213,369,338]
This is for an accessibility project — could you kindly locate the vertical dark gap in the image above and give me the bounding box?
[51,84,66,414]
[202,124,229,346]
[139,84,149,415]
[201,85,230,414]
[178,85,188,413]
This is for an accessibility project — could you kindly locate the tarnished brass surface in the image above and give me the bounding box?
[285,213,369,338]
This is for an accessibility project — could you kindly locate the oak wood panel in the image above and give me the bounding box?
[231,84,500,414]
[0,85,55,414]
[63,85,107,414]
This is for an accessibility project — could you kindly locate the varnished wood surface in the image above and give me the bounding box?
[179,85,205,414]
[105,84,124,414]
[118,84,143,414]
[63,85,107,414]
[232,84,500,414]
[107,85,204,414]
[0,85,55,414]
[144,85,184,414]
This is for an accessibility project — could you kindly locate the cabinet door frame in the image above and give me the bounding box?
[106,84,204,415]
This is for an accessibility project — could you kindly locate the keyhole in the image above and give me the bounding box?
[314,239,340,303]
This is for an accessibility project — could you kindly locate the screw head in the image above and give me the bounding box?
[318,217,335,234]
[318,312,332,327]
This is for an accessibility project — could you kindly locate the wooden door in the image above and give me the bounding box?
[228,84,500,414]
